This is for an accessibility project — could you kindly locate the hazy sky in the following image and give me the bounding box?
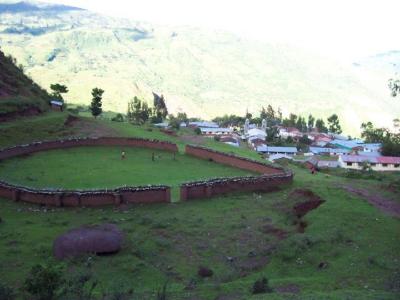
[34,0,400,61]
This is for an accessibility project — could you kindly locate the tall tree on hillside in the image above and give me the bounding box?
[266,105,276,125]
[307,114,315,131]
[389,78,400,97]
[127,99,134,123]
[277,107,283,124]
[50,83,68,101]
[260,107,267,120]
[315,118,328,133]
[153,92,168,122]
[361,121,400,156]
[327,114,342,134]
[90,88,104,118]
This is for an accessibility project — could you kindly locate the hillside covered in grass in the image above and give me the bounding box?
[0,112,399,299]
[0,1,399,134]
[0,48,50,118]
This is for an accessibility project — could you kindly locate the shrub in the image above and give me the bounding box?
[0,282,15,300]
[194,127,201,135]
[24,264,64,300]
[252,277,273,294]
[60,270,97,300]
[111,113,124,122]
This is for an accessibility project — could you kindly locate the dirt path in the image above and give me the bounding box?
[341,185,400,218]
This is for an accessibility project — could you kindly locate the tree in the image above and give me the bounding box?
[90,88,104,118]
[389,78,400,97]
[50,83,68,101]
[315,118,328,133]
[260,107,267,120]
[307,114,315,131]
[361,121,400,156]
[168,114,181,130]
[153,93,168,122]
[266,105,276,125]
[327,114,342,134]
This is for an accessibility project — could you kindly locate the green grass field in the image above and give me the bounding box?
[0,146,256,200]
[0,113,399,300]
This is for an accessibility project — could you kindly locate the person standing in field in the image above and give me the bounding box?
[121,150,126,160]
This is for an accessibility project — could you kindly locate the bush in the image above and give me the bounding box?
[0,282,15,300]
[111,113,124,122]
[194,127,201,135]
[252,277,273,294]
[24,264,64,300]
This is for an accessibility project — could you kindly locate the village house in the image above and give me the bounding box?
[199,127,232,136]
[219,136,240,147]
[188,121,219,128]
[278,127,302,139]
[338,155,400,171]
[309,147,350,156]
[256,145,298,155]
[50,100,64,111]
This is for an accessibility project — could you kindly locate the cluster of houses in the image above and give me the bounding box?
[155,118,400,172]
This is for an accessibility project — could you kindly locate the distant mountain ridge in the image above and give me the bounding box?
[0,0,399,134]
[0,1,83,13]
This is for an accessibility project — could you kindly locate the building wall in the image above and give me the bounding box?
[338,158,400,171]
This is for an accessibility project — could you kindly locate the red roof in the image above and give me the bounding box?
[377,156,400,164]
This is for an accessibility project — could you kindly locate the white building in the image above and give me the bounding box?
[200,127,233,136]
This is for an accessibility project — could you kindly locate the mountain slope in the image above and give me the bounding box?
[0,1,399,134]
[0,48,50,118]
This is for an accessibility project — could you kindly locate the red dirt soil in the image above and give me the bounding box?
[290,189,325,218]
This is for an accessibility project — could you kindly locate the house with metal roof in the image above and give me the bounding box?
[50,100,64,111]
[199,127,232,136]
[189,121,219,128]
[309,147,350,156]
[338,155,400,171]
[256,145,298,155]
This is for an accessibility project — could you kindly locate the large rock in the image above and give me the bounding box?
[53,223,123,259]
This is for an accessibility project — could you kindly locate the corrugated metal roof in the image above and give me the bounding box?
[50,100,63,106]
[189,121,219,128]
[340,155,400,164]
[257,145,297,153]
[200,127,232,133]
[309,147,350,154]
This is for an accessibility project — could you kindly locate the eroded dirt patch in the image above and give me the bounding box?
[290,189,324,218]
[341,185,400,218]
[64,115,118,137]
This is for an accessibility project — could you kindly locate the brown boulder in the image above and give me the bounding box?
[53,223,123,260]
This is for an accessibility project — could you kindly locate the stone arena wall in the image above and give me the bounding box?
[0,139,293,206]
[0,180,171,207]
[181,145,293,201]
[185,145,286,174]
[0,137,178,160]
[0,137,175,206]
